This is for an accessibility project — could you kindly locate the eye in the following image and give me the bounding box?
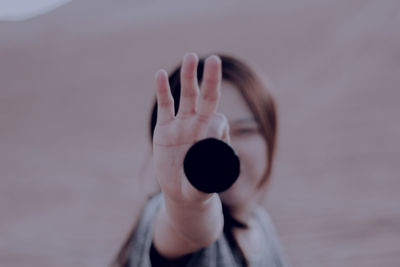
[232,127,260,137]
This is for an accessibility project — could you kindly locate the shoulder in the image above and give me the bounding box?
[133,193,164,235]
[253,205,281,244]
[142,193,164,218]
[253,205,291,267]
[126,193,163,267]
[254,205,276,233]
[134,192,164,238]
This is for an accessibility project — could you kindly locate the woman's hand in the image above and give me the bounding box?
[153,53,229,204]
[152,54,227,257]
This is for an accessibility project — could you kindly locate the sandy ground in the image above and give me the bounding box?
[1,1,400,266]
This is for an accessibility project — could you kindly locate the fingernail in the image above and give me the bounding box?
[184,52,198,61]
[155,69,167,80]
[206,55,221,64]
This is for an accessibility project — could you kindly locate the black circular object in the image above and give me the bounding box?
[183,138,240,193]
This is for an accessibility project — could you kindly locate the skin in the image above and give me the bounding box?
[152,53,268,260]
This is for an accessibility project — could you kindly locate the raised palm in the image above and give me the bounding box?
[153,54,229,203]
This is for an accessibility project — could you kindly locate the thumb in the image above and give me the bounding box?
[205,113,231,144]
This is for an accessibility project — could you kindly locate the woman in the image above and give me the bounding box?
[114,53,289,266]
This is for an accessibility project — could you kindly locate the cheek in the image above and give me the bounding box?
[232,135,267,185]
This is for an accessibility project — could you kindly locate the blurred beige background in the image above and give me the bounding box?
[1,0,400,266]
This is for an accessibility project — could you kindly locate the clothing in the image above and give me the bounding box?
[126,193,289,267]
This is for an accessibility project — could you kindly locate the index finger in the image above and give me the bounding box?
[155,69,175,124]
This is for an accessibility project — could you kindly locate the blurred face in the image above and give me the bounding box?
[218,81,268,208]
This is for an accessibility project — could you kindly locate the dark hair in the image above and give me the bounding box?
[113,54,278,266]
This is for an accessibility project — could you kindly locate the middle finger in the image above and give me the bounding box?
[177,53,199,117]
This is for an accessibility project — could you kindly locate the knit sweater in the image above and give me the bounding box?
[125,193,290,267]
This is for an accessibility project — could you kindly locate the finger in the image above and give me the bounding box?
[218,114,230,144]
[197,55,222,118]
[155,69,174,124]
[177,53,199,117]
[221,120,231,145]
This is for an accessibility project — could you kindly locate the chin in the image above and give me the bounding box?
[219,186,246,208]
